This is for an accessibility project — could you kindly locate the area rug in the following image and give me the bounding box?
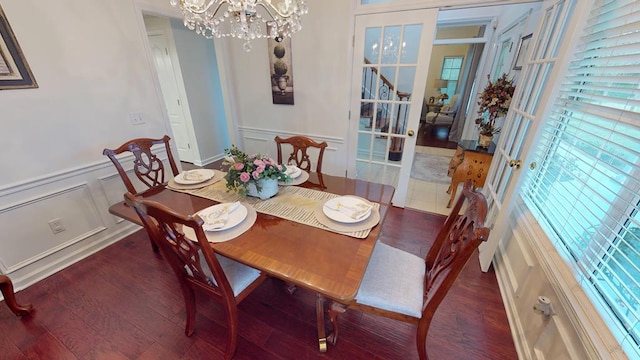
[410,153,451,184]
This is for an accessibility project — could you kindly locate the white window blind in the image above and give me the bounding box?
[523,0,640,357]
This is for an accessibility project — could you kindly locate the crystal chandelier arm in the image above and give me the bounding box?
[178,0,225,15]
[178,0,297,18]
[255,1,297,19]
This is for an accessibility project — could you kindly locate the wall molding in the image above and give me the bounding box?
[237,126,345,145]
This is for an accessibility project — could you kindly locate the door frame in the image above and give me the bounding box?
[146,29,198,164]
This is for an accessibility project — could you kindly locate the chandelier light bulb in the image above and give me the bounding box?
[171,0,308,51]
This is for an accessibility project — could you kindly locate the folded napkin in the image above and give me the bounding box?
[324,199,372,220]
[201,202,240,231]
[285,165,301,179]
[182,170,205,182]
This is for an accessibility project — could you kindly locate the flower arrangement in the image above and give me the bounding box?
[475,73,515,135]
[222,145,289,196]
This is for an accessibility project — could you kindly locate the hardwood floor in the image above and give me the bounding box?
[0,208,517,360]
[416,123,458,149]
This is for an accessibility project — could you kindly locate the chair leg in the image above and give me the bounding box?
[416,320,430,360]
[223,303,239,360]
[327,301,347,345]
[0,275,33,316]
[180,283,197,336]
[147,235,160,253]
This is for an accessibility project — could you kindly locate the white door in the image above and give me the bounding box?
[148,34,194,163]
[478,0,577,271]
[348,10,438,206]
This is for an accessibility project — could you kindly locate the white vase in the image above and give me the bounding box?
[478,134,493,148]
[246,178,279,200]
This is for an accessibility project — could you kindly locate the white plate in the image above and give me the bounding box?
[174,169,216,185]
[197,203,248,232]
[322,196,372,224]
[285,165,302,179]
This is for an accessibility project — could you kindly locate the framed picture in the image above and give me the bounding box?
[267,26,294,105]
[0,5,37,90]
[513,33,533,70]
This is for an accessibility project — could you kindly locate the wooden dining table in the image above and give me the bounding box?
[108,172,395,352]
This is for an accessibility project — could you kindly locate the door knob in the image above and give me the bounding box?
[509,160,522,169]
[407,130,415,137]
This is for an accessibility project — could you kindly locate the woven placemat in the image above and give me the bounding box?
[312,197,380,233]
[173,179,380,239]
[167,170,225,190]
[182,204,257,243]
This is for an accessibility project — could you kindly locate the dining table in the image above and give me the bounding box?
[108,171,395,352]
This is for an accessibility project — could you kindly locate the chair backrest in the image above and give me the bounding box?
[275,135,328,173]
[421,182,490,323]
[103,135,179,195]
[124,192,235,303]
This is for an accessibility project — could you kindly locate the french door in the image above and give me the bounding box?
[348,10,438,206]
[478,0,577,271]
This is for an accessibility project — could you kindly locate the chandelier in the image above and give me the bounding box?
[169,0,309,51]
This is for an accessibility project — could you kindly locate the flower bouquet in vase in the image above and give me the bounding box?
[475,73,515,147]
[222,145,290,199]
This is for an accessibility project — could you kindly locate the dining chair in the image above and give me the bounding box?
[328,181,490,360]
[275,135,328,174]
[103,135,179,195]
[124,192,267,360]
[0,275,33,316]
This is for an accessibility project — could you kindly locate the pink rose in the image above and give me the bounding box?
[256,166,265,174]
[252,171,260,180]
[239,172,251,182]
[234,163,244,170]
[253,159,265,167]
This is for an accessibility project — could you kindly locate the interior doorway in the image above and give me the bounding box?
[407,22,490,214]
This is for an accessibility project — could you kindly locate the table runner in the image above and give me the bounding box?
[170,179,380,239]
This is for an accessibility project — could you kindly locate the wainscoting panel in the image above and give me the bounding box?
[238,127,345,177]
[0,183,105,271]
[495,200,589,359]
[0,147,174,292]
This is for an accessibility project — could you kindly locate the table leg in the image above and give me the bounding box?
[327,301,347,345]
[316,294,327,352]
[0,275,33,316]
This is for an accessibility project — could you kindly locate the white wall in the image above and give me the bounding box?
[1,1,169,185]
[221,0,353,176]
[0,0,172,289]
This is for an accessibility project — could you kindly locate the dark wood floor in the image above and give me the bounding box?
[417,124,458,149]
[0,207,517,359]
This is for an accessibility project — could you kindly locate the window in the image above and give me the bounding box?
[439,56,462,103]
[523,0,640,356]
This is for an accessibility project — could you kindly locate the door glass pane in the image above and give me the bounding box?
[378,66,397,100]
[365,27,382,64]
[381,26,402,64]
[397,67,416,99]
[361,66,378,100]
[400,24,422,64]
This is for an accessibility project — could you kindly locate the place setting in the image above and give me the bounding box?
[167,169,225,190]
[278,164,309,186]
[182,201,257,243]
[313,195,380,235]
